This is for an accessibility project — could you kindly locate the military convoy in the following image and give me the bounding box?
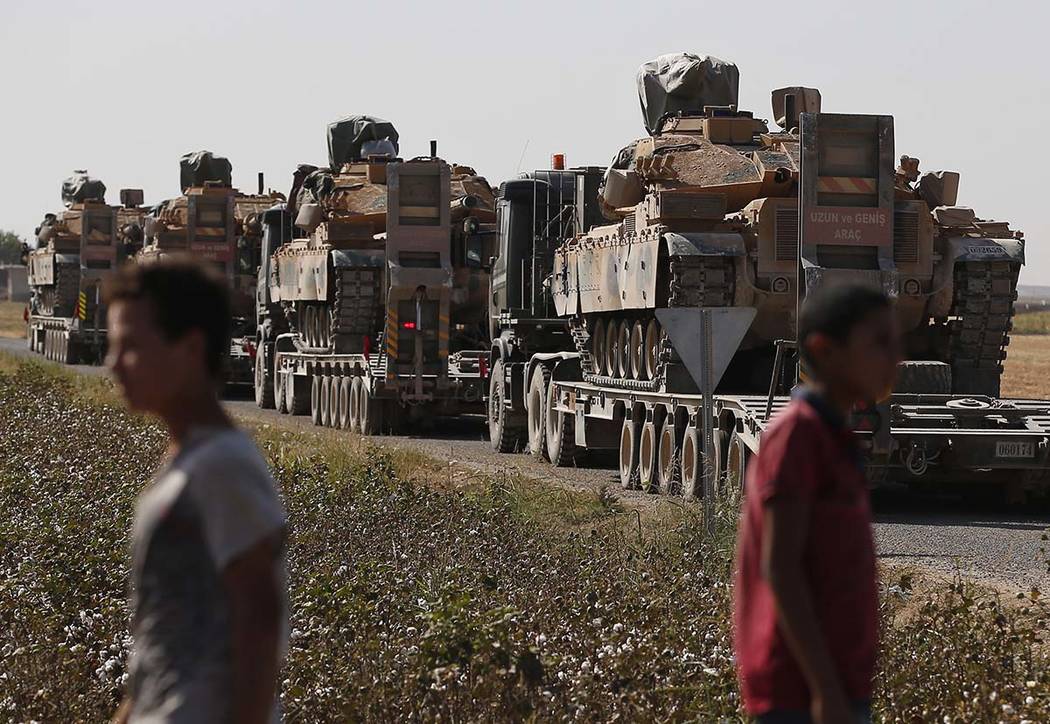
[253,116,496,432]
[19,53,1050,496]
[25,172,146,363]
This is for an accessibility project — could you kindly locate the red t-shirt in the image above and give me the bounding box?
[732,392,878,715]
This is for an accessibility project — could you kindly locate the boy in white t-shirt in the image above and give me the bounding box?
[105,258,287,724]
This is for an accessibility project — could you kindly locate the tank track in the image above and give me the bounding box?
[36,261,80,318]
[329,265,383,353]
[946,259,1020,397]
[571,254,735,391]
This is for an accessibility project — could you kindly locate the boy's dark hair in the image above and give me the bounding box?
[104,257,231,378]
[798,283,891,366]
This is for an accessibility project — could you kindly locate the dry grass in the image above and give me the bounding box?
[1013,310,1050,335]
[1002,335,1050,399]
[0,301,26,339]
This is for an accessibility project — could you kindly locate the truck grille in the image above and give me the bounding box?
[775,207,798,261]
[894,208,919,263]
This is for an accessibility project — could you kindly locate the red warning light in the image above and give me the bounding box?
[402,321,416,330]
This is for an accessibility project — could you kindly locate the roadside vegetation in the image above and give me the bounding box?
[1013,310,1050,336]
[2,354,1050,721]
[0,301,25,339]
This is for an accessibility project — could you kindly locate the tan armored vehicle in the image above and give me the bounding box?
[141,152,283,381]
[26,172,144,363]
[551,52,1023,397]
[257,116,496,430]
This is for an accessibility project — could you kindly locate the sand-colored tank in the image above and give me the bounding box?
[551,53,1024,396]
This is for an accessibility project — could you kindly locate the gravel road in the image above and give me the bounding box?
[4,335,1050,593]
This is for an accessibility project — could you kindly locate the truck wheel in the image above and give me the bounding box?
[639,417,661,493]
[488,359,524,453]
[310,374,322,426]
[545,380,577,467]
[657,415,681,495]
[287,371,310,416]
[349,377,363,434]
[724,431,750,495]
[619,415,642,490]
[255,349,275,409]
[527,365,551,461]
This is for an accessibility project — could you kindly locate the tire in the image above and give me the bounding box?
[310,374,322,426]
[895,361,952,395]
[592,318,606,376]
[681,426,724,498]
[488,359,524,453]
[349,377,363,434]
[274,356,288,414]
[255,348,275,409]
[619,414,642,490]
[359,381,380,436]
[319,376,332,427]
[657,414,681,494]
[724,431,750,495]
[527,365,551,460]
[337,376,351,429]
[639,417,660,493]
[545,379,576,467]
[288,370,311,415]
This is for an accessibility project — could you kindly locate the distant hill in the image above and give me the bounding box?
[1019,285,1050,303]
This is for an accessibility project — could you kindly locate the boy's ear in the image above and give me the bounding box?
[802,332,833,368]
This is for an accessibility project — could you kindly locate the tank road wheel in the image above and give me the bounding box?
[592,318,607,376]
[604,319,619,379]
[310,374,322,426]
[545,380,577,467]
[629,320,646,380]
[359,382,381,436]
[725,431,750,496]
[488,359,525,453]
[657,415,681,495]
[644,319,662,381]
[302,305,314,348]
[615,319,632,379]
[336,376,351,429]
[60,332,74,364]
[681,426,724,499]
[638,415,661,493]
[619,414,642,490]
[528,364,552,461]
[255,348,275,409]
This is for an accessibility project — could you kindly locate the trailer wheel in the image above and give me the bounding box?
[349,377,363,434]
[724,431,750,496]
[359,383,381,436]
[619,415,642,490]
[320,376,334,427]
[488,359,524,453]
[545,380,577,467]
[287,371,310,416]
[657,415,681,495]
[255,348,275,409]
[336,376,351,429]
[681,426,724,498]
[310,374,322,426]
[274,359,288,414]
[527,365,551,461]
[639,416,661,493]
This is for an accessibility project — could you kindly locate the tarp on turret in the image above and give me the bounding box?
[179,151,232,192]
[637,53,740,135]
[327,116,399,169]
[60,171,106,207]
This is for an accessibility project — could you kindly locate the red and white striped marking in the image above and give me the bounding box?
[817,176,878,194]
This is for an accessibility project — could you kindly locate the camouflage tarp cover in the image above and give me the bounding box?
[179,151,232,191]
[637,53,739,135]
[60,172,106,207]
[327,116,399,169]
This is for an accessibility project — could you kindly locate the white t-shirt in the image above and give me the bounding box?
[128,427,287,723]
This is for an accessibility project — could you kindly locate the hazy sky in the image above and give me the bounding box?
[2,0,1046,282]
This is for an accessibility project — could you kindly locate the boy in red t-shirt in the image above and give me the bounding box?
[733,284,901,724]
